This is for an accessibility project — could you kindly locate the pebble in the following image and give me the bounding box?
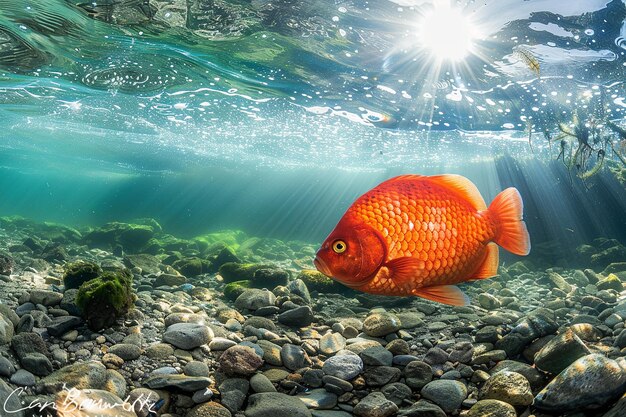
[468,399,517,417]
[109,343,141,361]
[298,388,338,409]
[245,392,312,417]
[404,360,432,389]
[322,354,363,380]
[534,328,590,374]
[397,400,446,417]
[219,345,264,376]
[363,312,401,337]
[479,371,533,406]
[234,289,276,311]
[10,369,36,386]
[250,373,276,393]
[319,332,346,355]
[143,374,213,392]
[360,345,393,366]
[162,323,213,350]
[278,306,314,327]
[353,391,398,417]
[281,343,311,371]
[534,354,626,411]
[420,380,468,413]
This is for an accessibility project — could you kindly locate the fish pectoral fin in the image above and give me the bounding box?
[385,257,425,286]
[413,285,470,306]
[472,242,499,280]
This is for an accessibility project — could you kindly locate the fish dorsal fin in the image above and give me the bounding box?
[426,174,487,211]
[413,285,470,306]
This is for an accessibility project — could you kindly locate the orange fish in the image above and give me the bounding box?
[314,174,530,306]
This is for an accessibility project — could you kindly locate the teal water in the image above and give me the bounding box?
[1,0,626,256]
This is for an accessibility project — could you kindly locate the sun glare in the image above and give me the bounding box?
[417,2,476,62]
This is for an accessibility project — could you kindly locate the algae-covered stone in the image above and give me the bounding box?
[84,221,155,251]
[76,269,134,331]
[209,245,241,269]
[296,269,341,293]
[172,257,212,276]
[597,274,623,292]
[224,280,252,301]
[219,262,270,284]
[63,260,102,289]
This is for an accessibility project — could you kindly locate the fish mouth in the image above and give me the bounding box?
[314,256,332,277]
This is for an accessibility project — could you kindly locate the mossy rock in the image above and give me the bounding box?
[143,235,196,254]
[252,268,289,288]
[83,222,155,252]
[0,215,36,230]
[41,244,68,262]
[296,269,338,292]
[206,244,241,270]
[172,257,212,277]
[119,225,154,249]
[63,261,102,290]
[38,222,82,243]
[219,262,273,284]
[76,269,134,331]
[161,252,184,266]
[224,280,251,301]
[597,274,624,292]
[131,218,162,233]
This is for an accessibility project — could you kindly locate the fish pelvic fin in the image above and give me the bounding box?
[472,242,499,279]
[489,187,531,256]
[385,256,425,286]
[413,285,470,306]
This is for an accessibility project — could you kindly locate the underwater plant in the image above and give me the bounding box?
[75,268,135,331]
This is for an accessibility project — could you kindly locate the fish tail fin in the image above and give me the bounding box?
[489,187,531,256]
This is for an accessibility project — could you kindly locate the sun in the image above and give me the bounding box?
[417,2,477,62]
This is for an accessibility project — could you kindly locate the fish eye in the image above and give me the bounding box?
[332,240,347,253]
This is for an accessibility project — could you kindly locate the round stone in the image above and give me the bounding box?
[421,380,468,413]
[363,312,401,337]
[322,354,363,380]
[479,371,533,406]
[219,345,263,376]
[162,323,213,350]
[468,400,517,417]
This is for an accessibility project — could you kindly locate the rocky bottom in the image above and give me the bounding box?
[0,216,625,417]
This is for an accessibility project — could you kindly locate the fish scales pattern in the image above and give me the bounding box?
[352,177,494,294]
